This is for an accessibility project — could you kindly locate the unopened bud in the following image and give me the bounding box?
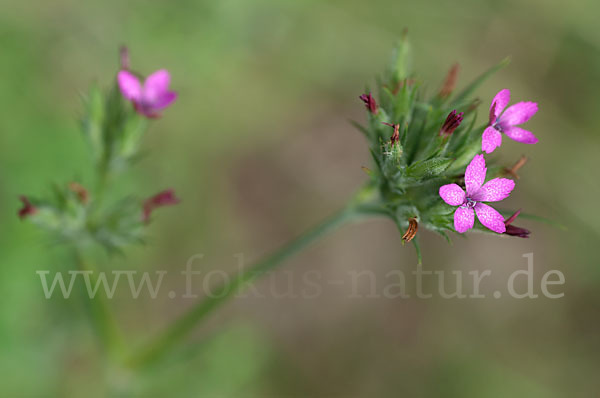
[359,93,378,114]
[439,110,464,136]
[18,196,37,219]
[142,189,180,223]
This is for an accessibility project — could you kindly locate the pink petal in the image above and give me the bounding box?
[464,154,486,196]
[454,207,474,233]
[153,91,178,110]
[499,101,537,126]
[474,203,506,233]
[117,70,142,101]
[472,178,515,202]
[481,126,502,154]
[490,89,510,119]
[503,126,538,144]
[144,69,171,103]
[439,184,466,206]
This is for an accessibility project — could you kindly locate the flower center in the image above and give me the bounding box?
[463,197,477,209]
[493,121,503,132]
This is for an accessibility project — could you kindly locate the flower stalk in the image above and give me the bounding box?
[126,204,365,368]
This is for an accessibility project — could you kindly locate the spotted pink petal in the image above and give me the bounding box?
[503,126,538,144]
[439,184,466,206]
[454,207,474,233]
[490,89,510,120]
[472,178,515,202]
[144,69,171,103]
[464,154,487,196]
[500,101,537,126]
[481,126,502,154]
[118,70,142,101]
[474,203,506,233]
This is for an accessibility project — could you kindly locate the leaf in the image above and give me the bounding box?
[445,139,481,175]
[497,209,567,230]
[406,157,453,179]
[450,57,510,108]
[390,32,412,83]
[349,119,370,138]
[81,84,105,162]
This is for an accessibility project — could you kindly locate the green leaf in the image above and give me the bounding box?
[450,57,510,107]
[497,209,567,230]
[445,139,481,175]
[406,157,453,179]
[349,119,370,138]
[390,32,412,83]
[119,113,148,160]
[82,84,105,162]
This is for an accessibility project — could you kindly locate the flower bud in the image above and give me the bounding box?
[142,189,180,223]
[359,93,378,114]
[18,196,37,219]
[439,110,464,136]
[503,209,530,238]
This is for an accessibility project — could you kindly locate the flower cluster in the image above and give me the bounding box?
[18,47,180,252]
[354,37,537,260]
[439,88,538,234]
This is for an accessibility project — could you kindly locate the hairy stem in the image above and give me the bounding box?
[126,205,362,368]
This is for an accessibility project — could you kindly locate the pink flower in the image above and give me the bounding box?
[142,189,180,223]
[439,154,515,233]
[482,89,538,154]
[117,69,177,118]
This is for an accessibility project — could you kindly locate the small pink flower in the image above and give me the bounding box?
[118,69,177,118]
[439,154,515,234]
[482,89,538,154]
[18,196,37,219]
[142,189,180,223]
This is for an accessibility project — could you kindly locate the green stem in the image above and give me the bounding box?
[126,205,361,368]
[74,248,126,362]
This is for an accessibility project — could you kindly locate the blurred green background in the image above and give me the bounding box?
[1,0,599,396]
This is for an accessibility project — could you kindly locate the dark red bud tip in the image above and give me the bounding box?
[439,63,459,98]
[120,45,130,70]
[142,189,180,223]
[505,225,530,238]
[503,209,530,238]
[440,110,464,136]
[18,196,37,219]
[359,93,378,114]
